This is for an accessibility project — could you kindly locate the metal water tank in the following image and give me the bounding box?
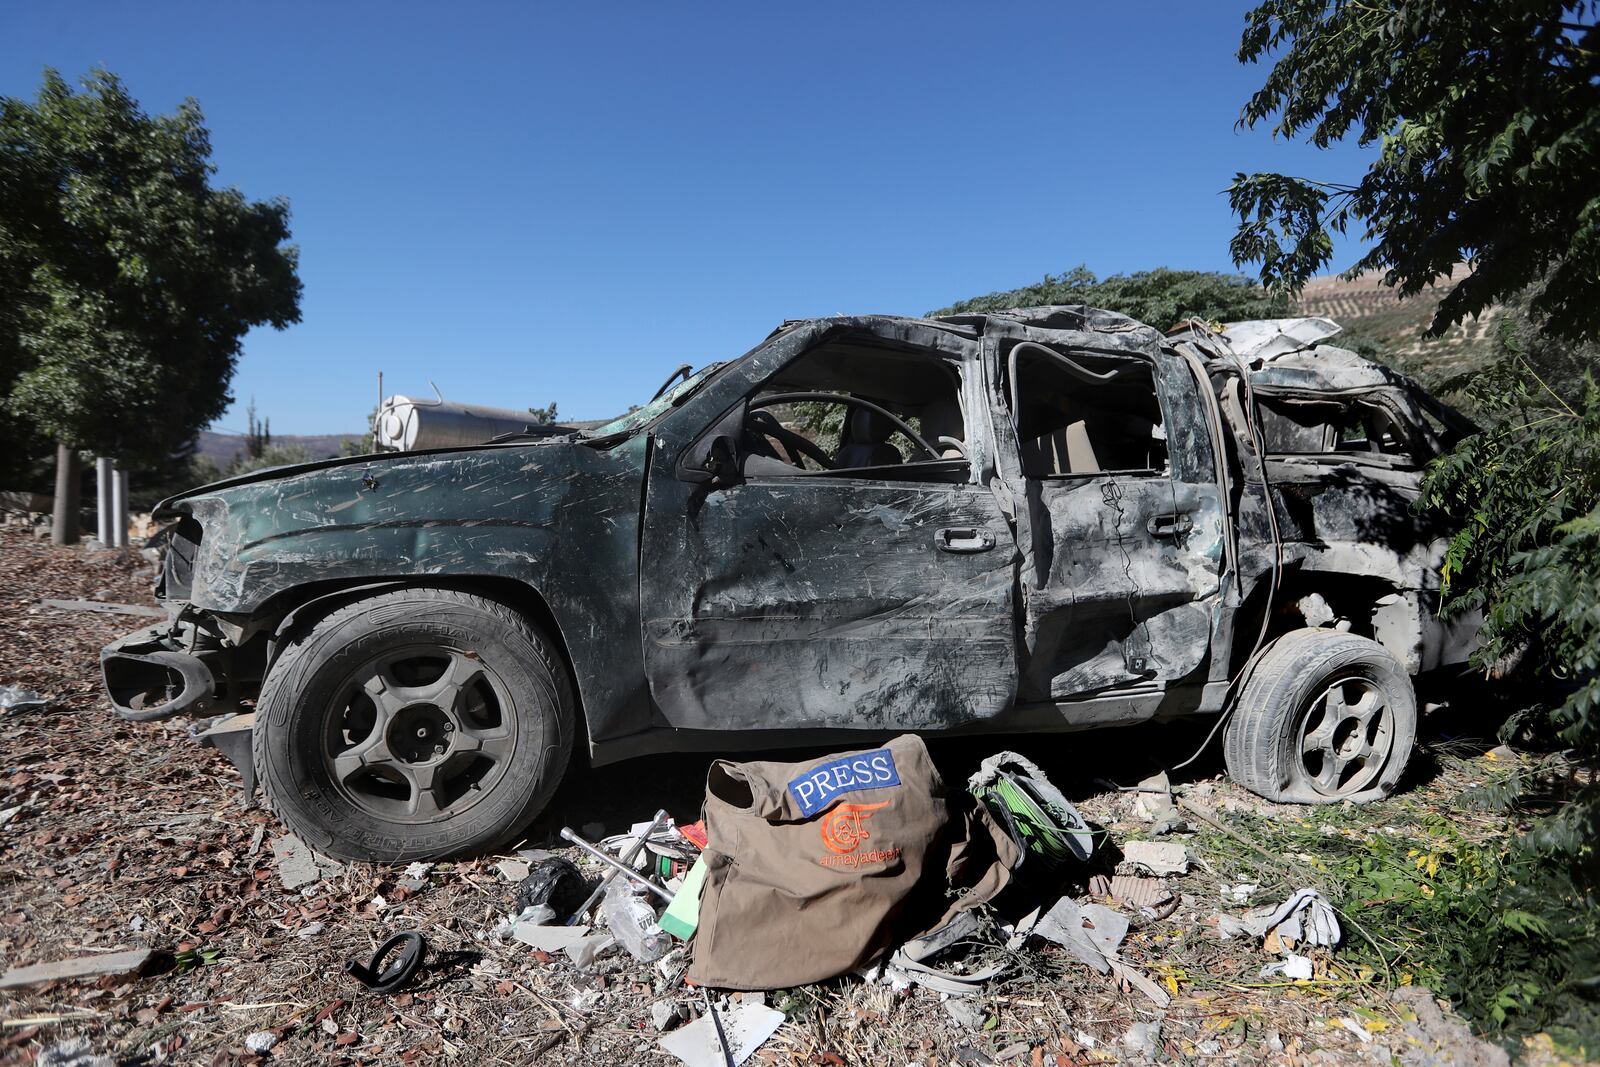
[375,394,555,451]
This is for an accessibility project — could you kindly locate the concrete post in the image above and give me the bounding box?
[51,443,80,546]
[96,457,114,544]
[111,468,129,548]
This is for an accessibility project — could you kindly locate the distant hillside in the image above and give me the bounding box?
[1294,268,1499,394]
[196,430,361,468]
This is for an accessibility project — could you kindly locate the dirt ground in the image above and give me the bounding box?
[0,525,1575,1066]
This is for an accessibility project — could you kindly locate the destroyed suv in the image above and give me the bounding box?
[102,308,1479,861]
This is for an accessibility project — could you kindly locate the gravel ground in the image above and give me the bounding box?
[0,525,1561,1066]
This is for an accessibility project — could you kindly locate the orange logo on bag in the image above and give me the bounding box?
[819,801,890,854]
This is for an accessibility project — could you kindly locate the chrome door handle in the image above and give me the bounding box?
[935,527,995,553]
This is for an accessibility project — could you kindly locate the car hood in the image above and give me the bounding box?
[154,438,587,517]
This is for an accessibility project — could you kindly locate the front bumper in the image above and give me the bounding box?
[101,623,219,722]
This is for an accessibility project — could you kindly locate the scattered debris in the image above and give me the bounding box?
[1260,954,1314,980]
[1263,888,1341,950]
[269,833,343,890]
[512,856,592,924]
[35,1038,113,1067]
[651,999,685,1032]
[1119,839,1189,875]
[343,931,426,994]
[512,922,591,952]
[0,685,47,710]
[945,998,988,1030]
[493,858,530,883]
[1088,873,1178,919]
[659,1000,785,1067]
[1130,771,1185,834]
[0,803,22,828]
[600,878,672,962]
[0,949,158,990]
[1121,1020,1162,1059]
[1220,881,1259,904]
[243,1031,278,1054]
[565,932,617,968]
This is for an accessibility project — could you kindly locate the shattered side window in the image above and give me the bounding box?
[1009,345,1167,478]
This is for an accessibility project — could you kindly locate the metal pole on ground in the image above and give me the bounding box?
[95,457,113,545]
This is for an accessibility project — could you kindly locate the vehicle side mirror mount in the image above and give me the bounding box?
[698,434,739,485]
[678,403,746,486]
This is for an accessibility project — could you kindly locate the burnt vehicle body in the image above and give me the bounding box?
[102,307,1478,860]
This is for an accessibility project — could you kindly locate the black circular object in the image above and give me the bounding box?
[344,931,427,993]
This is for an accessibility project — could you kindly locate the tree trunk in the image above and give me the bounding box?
[52,442,81,546]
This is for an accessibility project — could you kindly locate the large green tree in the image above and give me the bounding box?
[0,69,301,537]
[1228,1,1600,338]
[934,265,1289,328]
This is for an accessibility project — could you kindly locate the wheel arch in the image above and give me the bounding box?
[258,576,592,746]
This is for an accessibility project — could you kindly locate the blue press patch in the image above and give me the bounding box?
[788,748,900,817]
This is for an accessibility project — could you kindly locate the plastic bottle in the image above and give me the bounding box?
[600,879,671,962]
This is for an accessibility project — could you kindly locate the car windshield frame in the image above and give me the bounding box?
[587,362,728,437]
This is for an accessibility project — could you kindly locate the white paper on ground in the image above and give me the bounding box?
[659,1002,784,1067]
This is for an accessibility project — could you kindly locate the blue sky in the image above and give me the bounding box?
[3,2,1371,435]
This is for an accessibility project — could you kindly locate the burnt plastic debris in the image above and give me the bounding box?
[344,931,427,994]
[513,856,592,923]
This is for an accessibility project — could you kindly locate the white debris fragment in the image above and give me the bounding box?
[1221,882,1259,904]
[495,859,530,882]
[1264,888,1341,948]
[403,861,431,879]
[1260,954,1314,980]
[1338,1017,1373,1043]
[514,922,590,951]
[658,1002,784,1067]
[244,1031,278,1053]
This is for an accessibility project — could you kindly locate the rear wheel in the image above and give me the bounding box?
[1224,628,1416,804]
[254,588,573,861]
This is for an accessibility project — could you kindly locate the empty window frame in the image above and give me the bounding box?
[1257,395,1416,464]
[1007,343,1167,478]
[743,341,970,482]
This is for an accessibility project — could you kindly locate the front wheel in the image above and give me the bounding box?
[1224,628,1417,804]
[254,588,574,861]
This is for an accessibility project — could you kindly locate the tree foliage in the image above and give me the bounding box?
[0,68,302,469]
[1229,1,1600,339]
[1420,317,1600,871]
[933,265,1289,329]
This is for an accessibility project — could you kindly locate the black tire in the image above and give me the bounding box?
[1224,628,1416,804]
[253,588,574,862]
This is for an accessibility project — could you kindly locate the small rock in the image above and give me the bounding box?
[295,921,326,939]
[36,1038,112,1067]
[244,1031,278,1053]
[1121,1021,1161,1060]
[650,1000,681,1031]
[944,999,986,1030]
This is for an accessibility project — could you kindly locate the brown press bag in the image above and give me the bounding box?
[686,734,1020,990]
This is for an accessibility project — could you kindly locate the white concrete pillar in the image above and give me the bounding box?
[111,468,129,548]
[96,457,113,544]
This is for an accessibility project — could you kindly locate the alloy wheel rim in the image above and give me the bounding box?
[322,645,517,822]
[1296,675,1395,797]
